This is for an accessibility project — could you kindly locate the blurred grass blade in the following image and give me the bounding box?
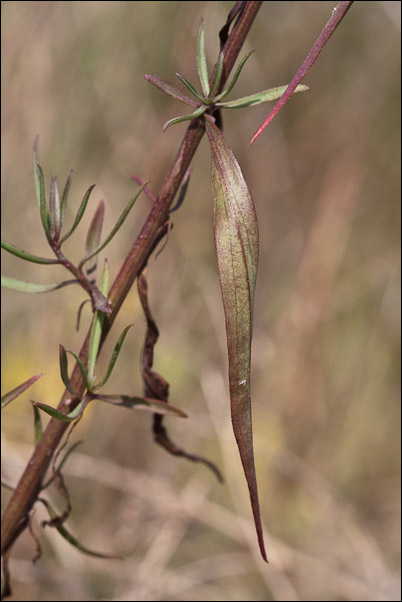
[59,344,80,395]
[84,201,104,285]
[80,183,147,269]
[87,260,109,388]
[218,84,309,109]
[39,498,122,559]
[205,118,267,562]
[49,176,61,242]
[93,324,133,391]
[1,276,77,293]
[32,404,43,446]
[60,169,73,221]
[59,184,95,245]
[197,17,210,97]
[1,373,42,410]
[214,50,255,102]
[33,137,51,242]
[162,105,207,133]
[1,240,59,264]
[32,398,87,422]
[175,73,206,104]
[144,74,200,107]
[209,51,224,98]
[92,393,187,417]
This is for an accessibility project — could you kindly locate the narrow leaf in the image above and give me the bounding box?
[32,399,87,422]
[144,74,199,107]
[59,184,95,245]
[205,118,266,562]
[214,50,255,102]
[32,404,43,446]
[80,183,147,269]
[66,349,91,393]
[169,168,191,214]
[197,17,210,97]
[93,324,133,391]
[49,176,61,242]
[1,276,77,293]
[33,138,51,241]
[60,169,73,222]
[87,260,109,387]
[92,393,187,418]
[59,344,80,395]
[1,239,59,264]
[39,498,122,559]
[84,201,104,284]
[1,373,42,410]
[175,73,207,104]
[218,84,309,109]
[209,51,224,98]
[162,105,207,133]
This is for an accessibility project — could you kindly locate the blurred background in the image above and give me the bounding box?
[1,1,400,600]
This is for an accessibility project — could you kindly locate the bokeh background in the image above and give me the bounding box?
[1,2,400,600]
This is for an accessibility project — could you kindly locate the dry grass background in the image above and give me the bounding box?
[1,1,401,600]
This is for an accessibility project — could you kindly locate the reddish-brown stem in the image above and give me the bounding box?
[1,0,263,556]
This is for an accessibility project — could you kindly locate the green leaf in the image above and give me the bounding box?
[32,404,43,446]
[49,176,62,242]
[33,137,51,242]
[209,51,224,98]
[87,260,109,388]
[213,50,255,102]
[39,498,122,559]
[197,17,210,97]
[59,344,80,395]
[205,117,266,562]
[92,393,187,418]
[1,373,42,410]
[1,276,77,293]
[60,169,73,222]
[65,349,91,392]
[218,83,309,109]
[1,239,59,264]
[162,105,207,133]
[80,183,147,269]
[144,74,200,107]
[93,324,133,391]
[32,398,87,422]
[59,184,95,245]
[84,201,104,284]
[175,73,207,104]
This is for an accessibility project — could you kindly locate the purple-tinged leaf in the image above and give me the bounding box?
[1,276,77,293]
[205,117,267,562]
[250,1,354,144]
[92,324,133,391]
[175,73,207,104]
[197,17,210,97]
[144,74,199,108]
[91,393,187,418]
[162,105,207,133]
[218,84,309,109]
[1,239,60,264]
[1,373,42,410]
[90,284,111,313]
[59,184,95,245]
[39,498,122,559]
[84,201,104,285]
[49,176,61,243]
[130,176,156,203]
[169,168,191,214]
[213,50,255,102]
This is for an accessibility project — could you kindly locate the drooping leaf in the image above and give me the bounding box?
[33,137,51,242]
[205,117,267,562]
[60,169,73,222]
[1,239,59,264]
[213,50,255,102]
[1,373,42,410]
[39,498,122,559]
[218,83,309,109]
[175,73,207,104]
[49,176,61,242]
[91,393,187,418]
[1,276,77,293]
[32,398,87,422]
[84,201,104,285]
[87,259,109,388]
[162,105,207,133]
[93,324,133,391]
[197,17,210,98]
[144,74,199,107]
[59,184,95,245]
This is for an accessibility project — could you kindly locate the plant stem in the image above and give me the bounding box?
[1,0,263,556]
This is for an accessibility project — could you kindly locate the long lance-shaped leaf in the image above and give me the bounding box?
[59,344,80,395]
[59,184,95,245]
[209,51,224,98]
[1,373,42,410]
[218,83,309,109]
[175,73,207,104]
[84,201,104,285]
[92,324,133,391]
[91,393,187,418]
[33,138,51,243]
[144,74,200,107]
[197,17,210,97]
[213,50,255,102]
[162,105,207,133]
[49,176,62,242]
[205,117,267,562]
[60,169,73,222]
[1,240,60,264]
[32,398,88,422]
[87,259,109,388]
[1,276,77,293]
